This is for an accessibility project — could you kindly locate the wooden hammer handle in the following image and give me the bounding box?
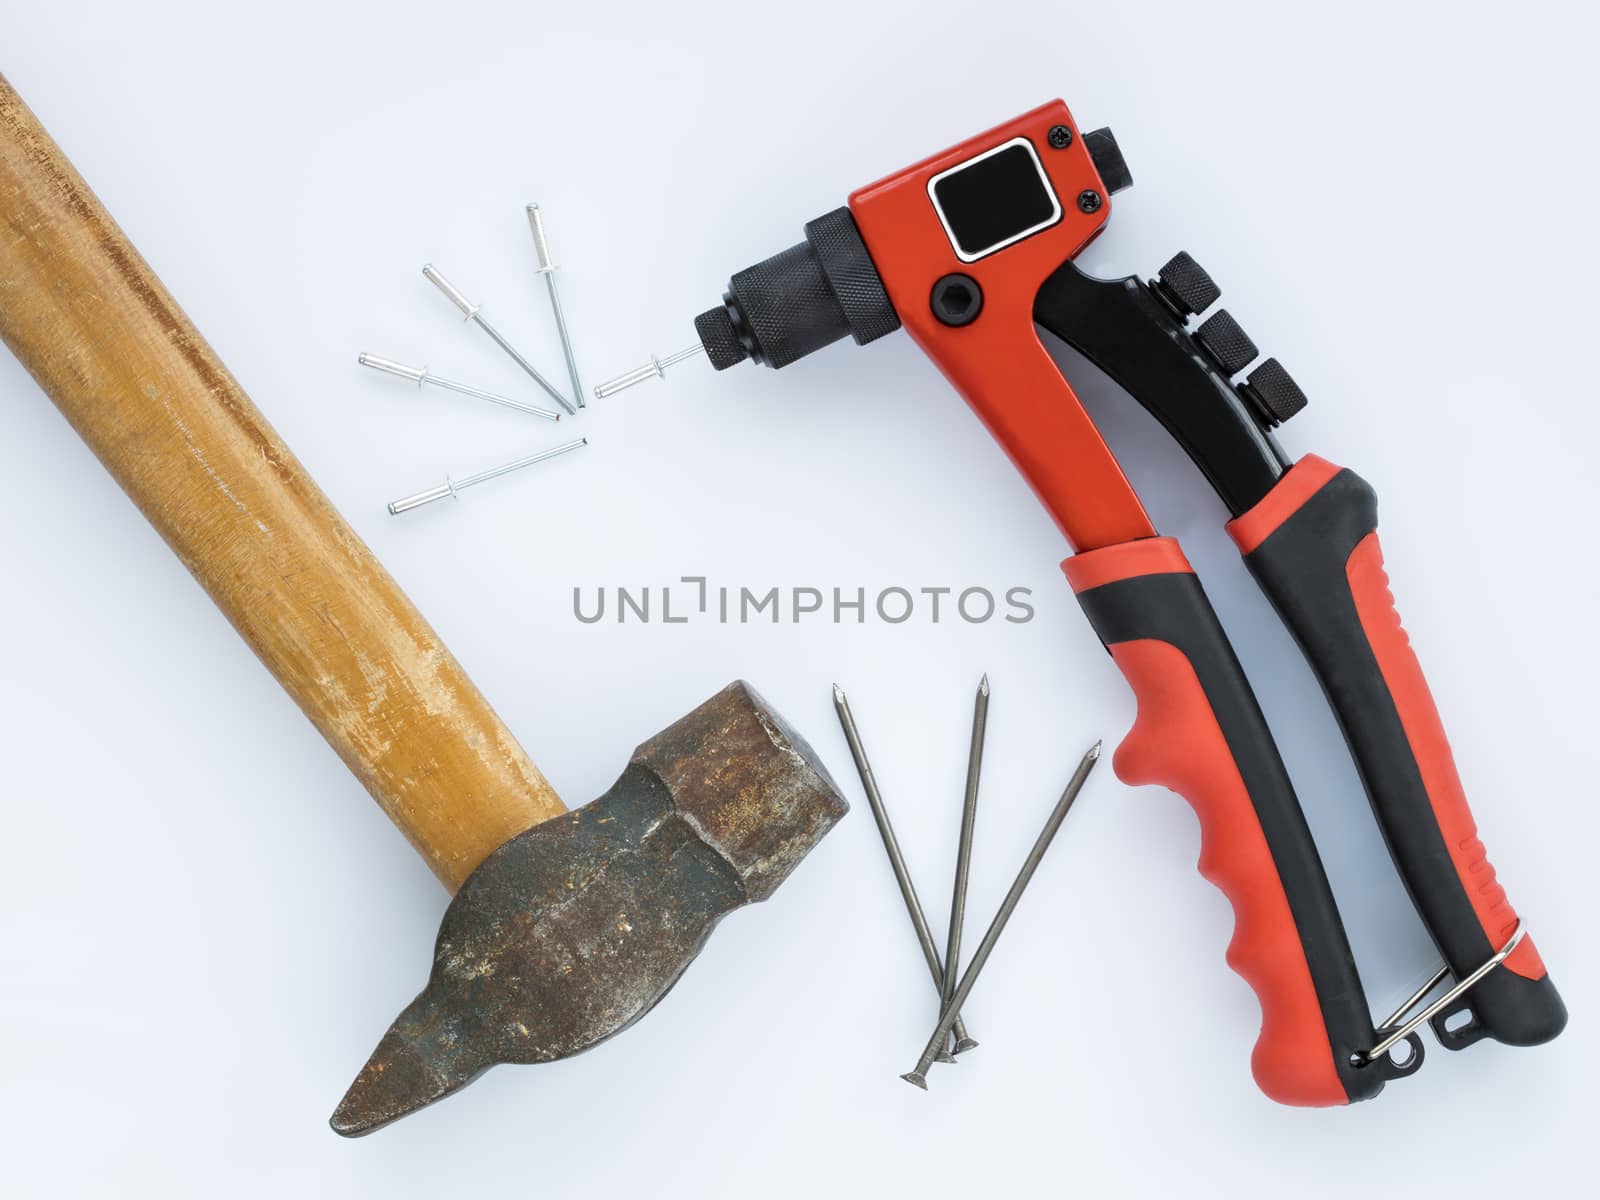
[0,76,564,891]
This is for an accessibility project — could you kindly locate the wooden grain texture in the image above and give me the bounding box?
[0,76,565,891]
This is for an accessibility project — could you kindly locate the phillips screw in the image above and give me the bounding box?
[422,264,577,415]
[526,204,586,410]
[358,353,560,422]
[593,344,705,400]
[388,437,587,515]
[902,740,1101,1089]
[940,675,989,1057]
[834,685,972,1061]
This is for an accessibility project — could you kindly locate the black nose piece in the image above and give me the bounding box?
[1083,128,1133,195]
[694,305,749,370]
[931,273,984,326]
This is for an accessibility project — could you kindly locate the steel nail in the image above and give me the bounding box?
[833,685,971,1061]
[941,674,989,1056]
[902,740,1101,1089]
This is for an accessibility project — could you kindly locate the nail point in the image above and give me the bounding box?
[978,673,990,695]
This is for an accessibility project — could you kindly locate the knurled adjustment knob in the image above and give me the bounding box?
[1238,358,1309,427]
[1194,309,1258,376]
[1152,252,1221,317]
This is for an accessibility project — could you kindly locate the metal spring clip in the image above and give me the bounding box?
[1357,920,1527,1067]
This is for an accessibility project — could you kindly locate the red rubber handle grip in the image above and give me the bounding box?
[1068,538,1383,1104]
[1109,638,1342,1103]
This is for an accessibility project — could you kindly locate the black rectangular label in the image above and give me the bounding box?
[932,143,1058,259]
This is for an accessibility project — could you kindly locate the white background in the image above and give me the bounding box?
[3,1,1597,1195]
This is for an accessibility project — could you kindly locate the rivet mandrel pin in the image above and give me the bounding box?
[421,263,577,415]
[358,353,560,422]
[593,344,705,400]
[526,204,586,410]
[388,437,587,515]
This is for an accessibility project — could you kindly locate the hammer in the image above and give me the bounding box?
[0,76,847,1135]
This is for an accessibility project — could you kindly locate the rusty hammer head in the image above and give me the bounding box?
[331,681,847,1136]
